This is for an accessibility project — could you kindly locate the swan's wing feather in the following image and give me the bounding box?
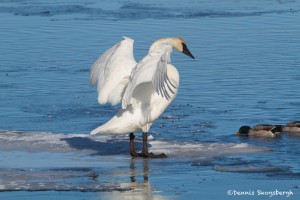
[122,44,175,108]
[153,49,174,99]
[89,37,137,105]
[89,43,119,87]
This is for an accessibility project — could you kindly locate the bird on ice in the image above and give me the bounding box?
[89,36,194,158]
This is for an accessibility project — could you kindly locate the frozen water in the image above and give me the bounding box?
[0,130,272,192]
[0,130,269,156]
[0,168,131,192]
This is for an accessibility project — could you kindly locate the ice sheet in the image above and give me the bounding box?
[0,130,271,157]
[0,130,273,192]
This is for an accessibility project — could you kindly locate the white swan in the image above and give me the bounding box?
[89,36,194,158]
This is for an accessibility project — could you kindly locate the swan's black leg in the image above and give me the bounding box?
[129,133,140,157]
[141,132,167,158]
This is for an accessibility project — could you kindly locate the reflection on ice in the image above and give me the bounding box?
[100,159,168,200]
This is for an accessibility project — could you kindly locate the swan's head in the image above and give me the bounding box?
[175,37,195,59]
[149,37,195,59]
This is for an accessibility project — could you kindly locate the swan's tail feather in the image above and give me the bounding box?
[90,107,141,135]
[90,126,104,135]
[90,118,134,135]
[90,123,118,135]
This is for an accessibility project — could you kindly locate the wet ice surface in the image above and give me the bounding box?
[0,130,270,156]
[1,0,300,199]
[0,168,130,192]
[0,130,297,196]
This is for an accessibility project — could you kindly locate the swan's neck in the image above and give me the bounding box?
[149,38,182,53]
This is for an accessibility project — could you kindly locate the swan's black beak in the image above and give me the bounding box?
[182,43,195,59]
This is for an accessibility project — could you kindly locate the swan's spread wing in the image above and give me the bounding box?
[152,48,176,99]
[122,44,175,108]
[89,37,137,105]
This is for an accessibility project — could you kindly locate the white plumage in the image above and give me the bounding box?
[89,36,194,157]
[89,37,136,105]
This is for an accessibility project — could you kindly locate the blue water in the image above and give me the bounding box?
[1,0,300,199]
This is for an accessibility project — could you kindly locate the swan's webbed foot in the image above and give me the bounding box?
[140,151,167,158]
[140,132,167,158]
[130,150,141,157]
[130,132,167,158]
[131,151,167,158]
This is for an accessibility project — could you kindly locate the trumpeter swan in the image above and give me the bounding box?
[90,36,194,158]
